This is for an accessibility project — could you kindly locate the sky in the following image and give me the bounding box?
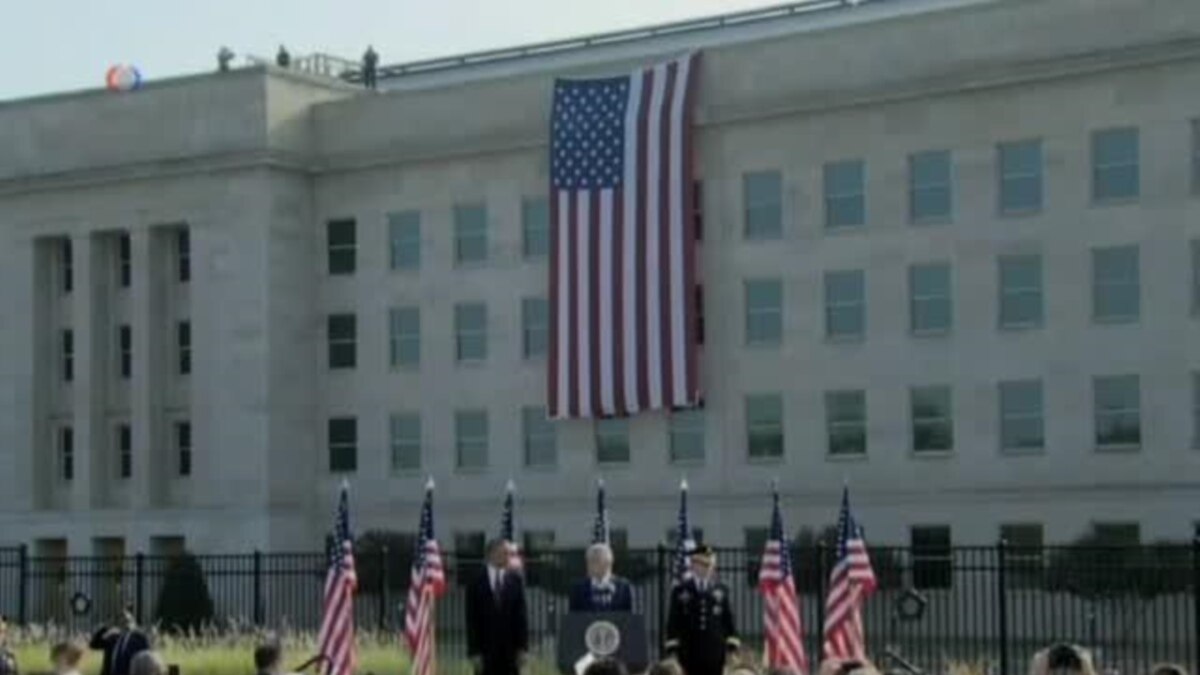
[1,0,784,100]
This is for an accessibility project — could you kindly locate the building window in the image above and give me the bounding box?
[118,325,131,379]
[328,417,357,473]
[59,426,73,482]
[326,219,356,275]
[175,421,192,477]
[1092,245,1140,323]
[455,531,487,557]
[911,525,952,589]
[1000,523,1044,588]
[118,232,131,288]
[389,307,420,368]
[669,409,705,464]
[998,255,1043,328]
[176,229,190,283]
[327,313,357,369]
[1092,127,1139,202]
[745,279,782,346]
[909,263,952,334]
[388,211,421,271]
[390,412,421,472]
[824,270,865,340]
[824,159,865,229]
[522,197,550,258]
[61,329,74,382]
[523,531,557,558]
[998,140,1043,214]
[1094,374,1141,449]
[909,150,952,223]
[454,204,488,264]
[1092,522,1140,546]
[455,410,489,470]
[454,302,487,362]
[522,297,548,359]
[1193,372,1200,449]
[743,170,783,240]
[825,390,866,457]
[177,321,191,375]
[522,406,556,468]
[746,393,784,460]
[999,380,1044,452]
[117,423,132,479]
[666,527,705,548]
[595,418,630,465]
[60,238,73,293]
[911,385,953,453]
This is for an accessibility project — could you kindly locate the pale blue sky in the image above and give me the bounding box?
[2,0,781,100]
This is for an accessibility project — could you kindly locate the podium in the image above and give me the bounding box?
[556,612,649,674]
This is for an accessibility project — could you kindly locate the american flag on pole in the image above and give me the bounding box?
[823,487,877,661]
[759,488,808,675]
[671,479,695,585]
[548,52,701,418]
[317,481,357,675]
[501,480,523,571]
[593,479,610,545]
[405,479,445,675]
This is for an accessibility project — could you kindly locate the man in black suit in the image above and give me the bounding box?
[568,543,633,612]
[89,607,150,675]
[466,539,529,675]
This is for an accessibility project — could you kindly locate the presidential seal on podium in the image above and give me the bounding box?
[584,619,621,657]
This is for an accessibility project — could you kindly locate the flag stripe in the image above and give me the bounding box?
[656,61,677,409]
[669,56,690,404]
[621,71,642,414]
[634,67,653,413]
[589,189,603,415]
[575,189,591,417]
[553,192,569,416]
[598,191,615,415]
[645,63,665,410]
[611,187,627,415]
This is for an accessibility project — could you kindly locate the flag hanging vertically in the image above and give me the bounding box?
[823,487,877,661]
[317,481,357,675]
[592,479,611,545]
[405,479,445,675]
[671,478,695,585]
[548,52,701,419]
[759,487,808,675]
[501,480,524,571]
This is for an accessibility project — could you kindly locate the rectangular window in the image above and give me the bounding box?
[1093,522,1140,546]
[327,313,357,369]
[455,531,487,556]
[824,159,865,229]
[1094,374,1141,449]
[454,302,487,362]
[1092,127,1140,202]
[998,255,1043,328]
[909,263,952,333]
[59,426,73,482]
[326,219,357,275]
[118,325,131,379]
[666,527,705,547]
[118,232,131,288]
[745,279,782,346]
[911,525,952,590]
[1193,372,1200,449]
[522,197,550,258]
[454,204,488,264]
[998,140,1043,214]
[177,321,191,375]
[595,418,630,465]
[911,385,953,453]
[455,410,489,470]
[824,270,865,339]
[743,170,783,240]
[522,297,548,359]
[1000,523,1044,589]
[328,417,357,473]
[1092,245,1140,323]
[61,329,74,382]
[388,211,421,271]
[176,229,190,283]
[909,150,952,223]
[999,379,1044,452]
[390,412,421,472]
[669,409,705,464]
[826,390,866,456]
[523,530,556,558]
[117,423,132,479]
[175,421,192,477]
[523,406,557,468]
[61,238,73,293]
[389,307,420,368]
[746,393,784,459]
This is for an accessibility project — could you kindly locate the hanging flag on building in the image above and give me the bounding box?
[823,487,877,661]
[405,479,445,675]
[501,480,524,571]
[317,481,357,675]
[759,486,808,675]
[547,52,701,418]
[671,478,695,585]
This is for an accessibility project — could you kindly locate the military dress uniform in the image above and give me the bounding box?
[664,572,740,675]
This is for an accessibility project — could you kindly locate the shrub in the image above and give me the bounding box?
[155,552,215,632]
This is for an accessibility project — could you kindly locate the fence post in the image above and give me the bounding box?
[997,539,1009,675]
[134,552,145,624]
[1192,536,1199,675]
[378,545,390,631]
[656,544,667,657]
[17,544,28,624]
[253,550,264,626]
[815,540,827,663]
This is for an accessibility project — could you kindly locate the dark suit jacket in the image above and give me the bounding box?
[567,576,633,612]
[465,568,529,675]
[89,628,150,675]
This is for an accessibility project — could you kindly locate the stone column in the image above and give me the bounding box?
[71,233,106,510]
[130,227,166,508]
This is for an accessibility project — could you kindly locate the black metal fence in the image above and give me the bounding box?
[1,543,1197,675]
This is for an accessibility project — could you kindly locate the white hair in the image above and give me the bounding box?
[586,542,613,563]
[130,652,165,675]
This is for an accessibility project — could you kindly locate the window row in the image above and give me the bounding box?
[54,228,190,294]
[54,420,192,482]
[57,321,191,382]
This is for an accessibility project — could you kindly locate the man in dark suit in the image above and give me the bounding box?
[568,543,633,612]
[466,539,529,675]
[89,607,150,675]
[664,546,739,675]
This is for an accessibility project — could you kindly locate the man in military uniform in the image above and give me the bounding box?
[663,545,740,675]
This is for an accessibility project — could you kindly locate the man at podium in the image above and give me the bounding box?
[568,543,633,612]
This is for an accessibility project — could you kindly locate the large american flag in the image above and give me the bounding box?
[501,480,523,571]
[548,53,701,418]
[823,488,877,661]
[671,479,695,585]
[317,481,357,675]
[405,479,445,675]
[759,489,808,675]
[592,479,610,545]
